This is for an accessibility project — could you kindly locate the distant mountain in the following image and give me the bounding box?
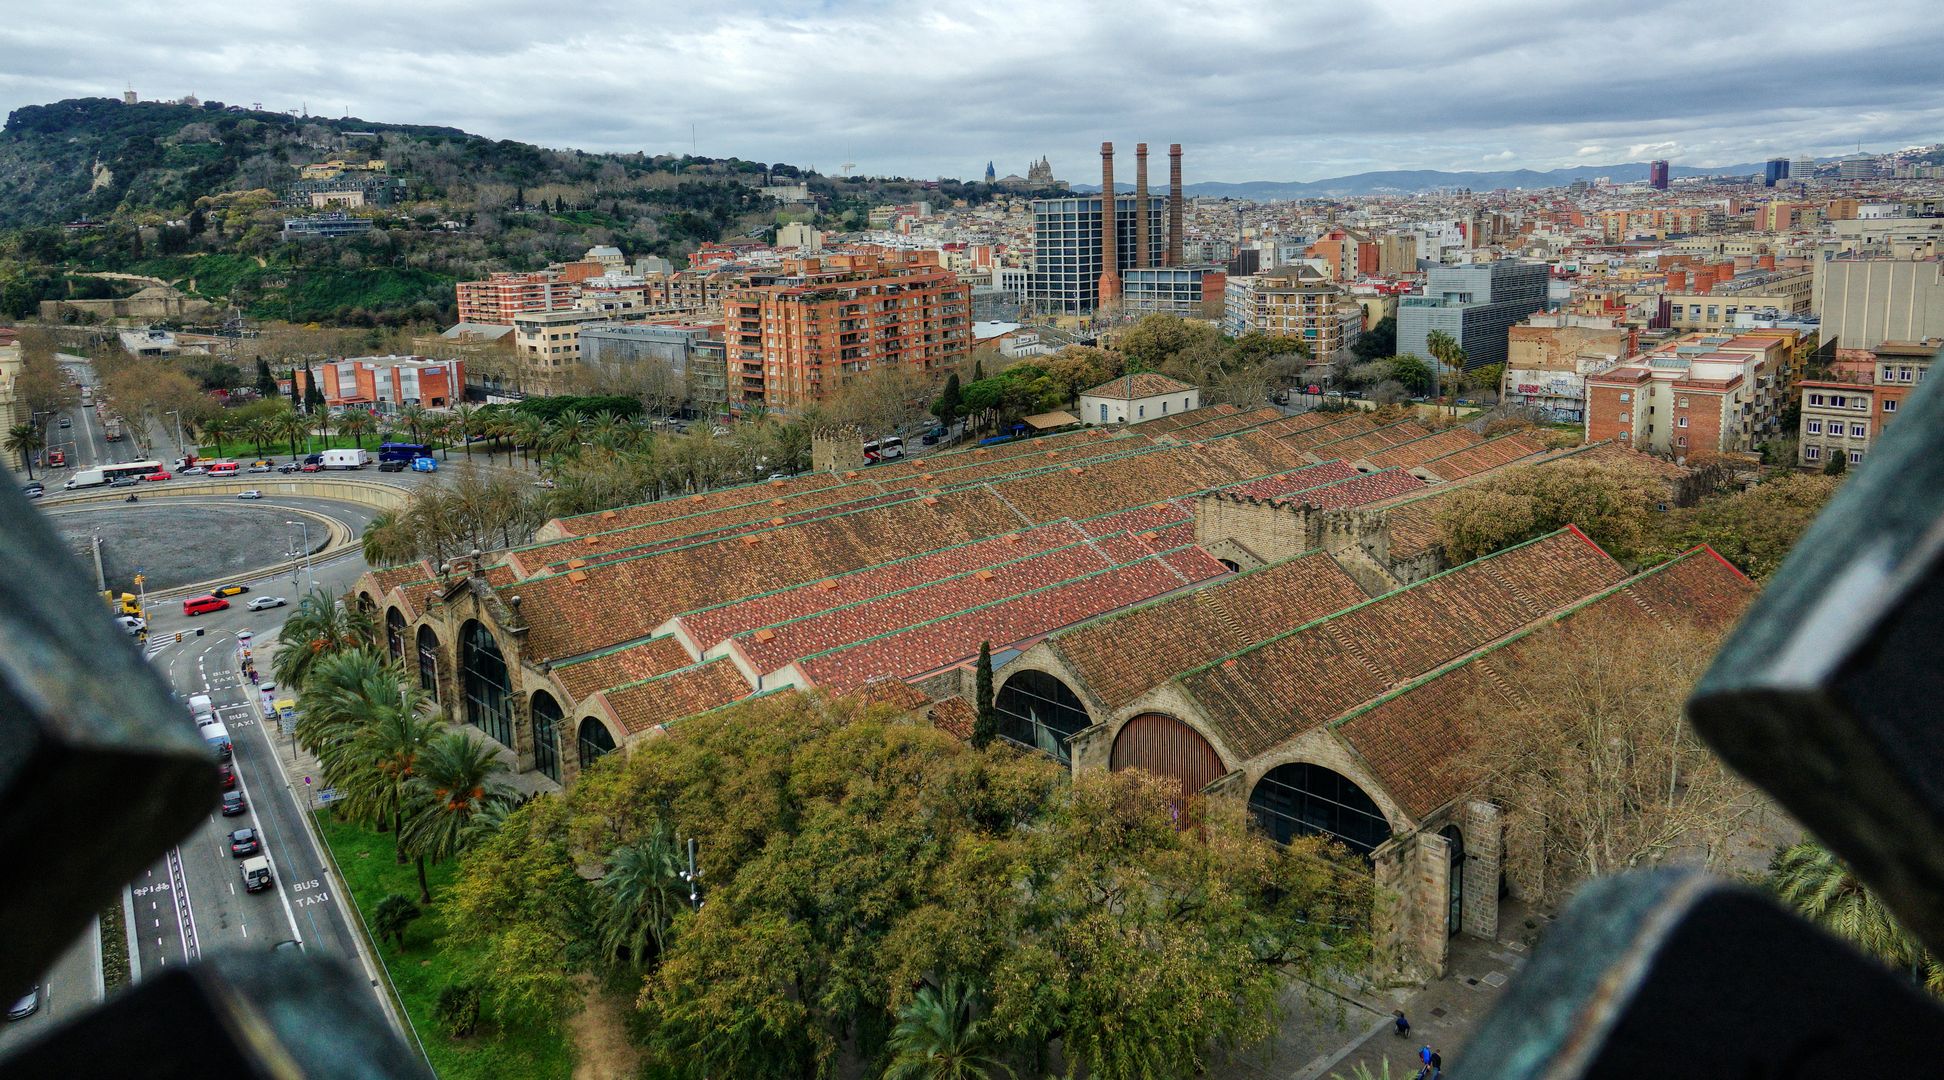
[1072,161,1780,199]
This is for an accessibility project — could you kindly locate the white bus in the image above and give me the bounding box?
[64,460,162,489]
[863,436,905,463]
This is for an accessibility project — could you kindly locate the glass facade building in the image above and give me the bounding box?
[1397,262,1551,372]
[1028,195,1167,314]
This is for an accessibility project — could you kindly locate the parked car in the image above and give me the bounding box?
[247,596,287,611]
[228,828,260,856]
[221,790,247,816]
[236,490,263,500]
[8,986,38,1021]
[142,470,172,482]
[276,462,301,474]
[300,463,322,473]
[378,459,407,472]
[211,583,250,597]
[247,464,273,473]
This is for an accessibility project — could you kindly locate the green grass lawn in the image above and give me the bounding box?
[315,814,573,1079]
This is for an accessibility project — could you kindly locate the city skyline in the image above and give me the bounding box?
[2,0,1941,184]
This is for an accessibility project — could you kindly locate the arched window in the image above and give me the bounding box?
[385,608,407,662]
[416,625,441,701]
[578,716,617,770]
[460,620,513,748]
[531,691,563,784]
[1110,712,1226,797]
[995,670,1090,764]
[1248,762,1391,858]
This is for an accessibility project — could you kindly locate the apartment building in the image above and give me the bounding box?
[511,309,613,395]
[1796,339,1941,469]
[1501,315,1636,422]
[1584,332,1797,461]
[722,250,972,410]
[1223,268,1364,357]
[456,271,579,326]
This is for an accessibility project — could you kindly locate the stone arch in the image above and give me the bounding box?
[1109,712,1227,797]
[531,690,564,784]
[1247,761,1392,858]
[459,619,514,749]
[578,715,620,771]
[995,668,1092,764]
[415,625,442,701]
[384,607,407,662]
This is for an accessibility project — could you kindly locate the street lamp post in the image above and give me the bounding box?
[285,520,315,594]
[165,409,186,462]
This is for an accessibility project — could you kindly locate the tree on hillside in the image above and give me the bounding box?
[1435,458,1668,564]
[1459,611,1755,904]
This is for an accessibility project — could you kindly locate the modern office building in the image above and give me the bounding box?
[1121,265,1223,317]
[1396,262,1550,371]
[1813,255,1944,348]
[280,212,374,239]
[1027,141,1184,314]
[1649,160,1670,190]
[578,322,729,415]
[1764,158,1790,187]
[721,250,971,410]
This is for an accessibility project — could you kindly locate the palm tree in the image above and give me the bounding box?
[314,407,339,449]
[883,979,1013,1080]
[451,403,479,458]
[272,588,378,691]
[199,413,232,457]
[551,409,587,453]
[398,403,429,446]
[339,679,443,860]
[362,510,416,567]
[588,410,623,450]
[597,828,689,970]
[1424,329,1464,403]
[1769,841,1942,991]
[6,422,44,480]
[293,648,395,754]
[243,417,276,456]
[339,409,374,451]
[273,409,309,460]
[512,415,548,469]
[400,732,512,903]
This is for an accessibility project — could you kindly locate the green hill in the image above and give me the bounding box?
[0,96,1004,325]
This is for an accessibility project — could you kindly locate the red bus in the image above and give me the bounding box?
[207,461,241,477]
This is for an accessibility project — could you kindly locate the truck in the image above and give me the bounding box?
[410,456,438,472]
[66,467,107,490]
[320,448,370,469]
[103,416,124,442]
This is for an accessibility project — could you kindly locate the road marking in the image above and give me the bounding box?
[230,731,304,948]
[166,846,199,962]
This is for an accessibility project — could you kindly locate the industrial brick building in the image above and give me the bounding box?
[356,402,1746,980]
[720,250,971,410]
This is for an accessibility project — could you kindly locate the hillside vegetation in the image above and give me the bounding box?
[0,97,1013,325]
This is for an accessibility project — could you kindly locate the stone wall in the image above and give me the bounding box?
[1461,800,1503,940]
[811,425,867,473]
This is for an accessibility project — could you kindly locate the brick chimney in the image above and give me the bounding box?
[1167,143,1184,266]
[1134,143,1151,268]
[1098,142,1121,306]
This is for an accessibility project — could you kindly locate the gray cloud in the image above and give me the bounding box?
[3,0,1939,183]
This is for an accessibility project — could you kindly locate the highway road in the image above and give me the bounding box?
[0,920,99,1052]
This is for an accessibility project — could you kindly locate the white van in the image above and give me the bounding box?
[199,718,232,761]
[188,693,215,722]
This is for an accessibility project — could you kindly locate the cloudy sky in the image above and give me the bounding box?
[5,0,1941,183]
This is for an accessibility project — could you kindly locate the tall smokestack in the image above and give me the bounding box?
[1098,141,1121,307]
[1167,143,1184,266]
[1134,143,1151,268]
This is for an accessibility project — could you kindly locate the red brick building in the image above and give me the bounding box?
[1797,338,1941,468]
[1584,331,1797,462]
[722,249,972,410]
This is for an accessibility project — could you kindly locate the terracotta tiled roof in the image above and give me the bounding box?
[1310,421,1436,459]
[1334,546,1756,820]
[1380,495,1448,560]
[1176,529,1629,759]
[551,634,697,700]
[1362,428,1484,469]
[1050,551,1371,710]
[791,547,1229,692]
[1278,413,1389,452]
[1416,432,1549,481]
[670,521,1093,652]
[546,471,848,538]
[927,696,977,739]
[730,537,1136,676]
[1277,468,1426,510]
[1138,403,1236,432]
[1161,405,1285,440]
[855,678,931,715]
[1080,372,1198,400]
[598,656,755,735]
